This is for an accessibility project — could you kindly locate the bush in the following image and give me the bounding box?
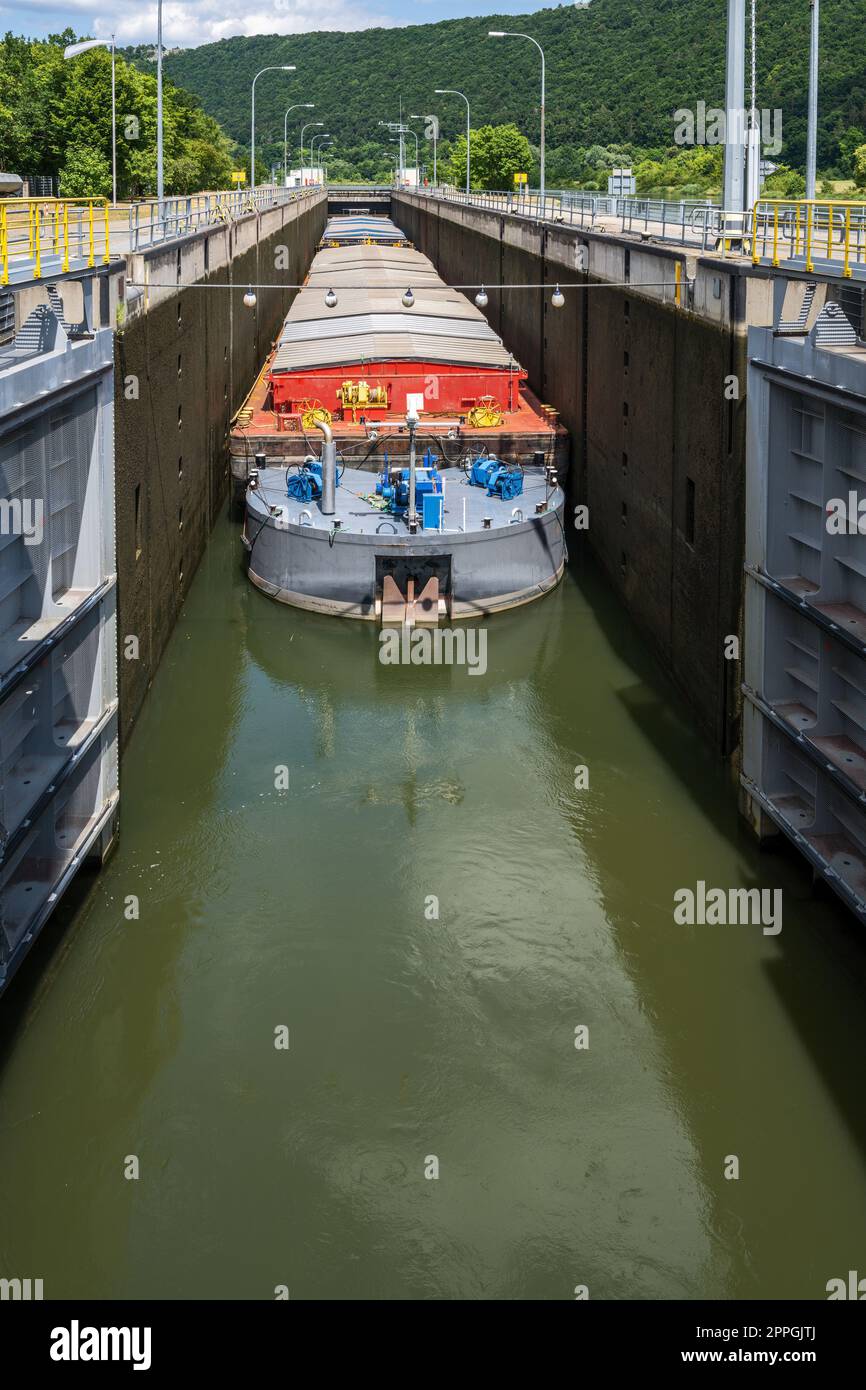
[59,145,111,199]
[762,165,807,198]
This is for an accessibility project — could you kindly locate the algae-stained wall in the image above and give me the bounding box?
[114,195,327,742]
[394,193,748,755]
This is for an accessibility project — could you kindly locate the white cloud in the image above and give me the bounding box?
[2,0,397,47]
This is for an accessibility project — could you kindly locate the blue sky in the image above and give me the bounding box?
[0,1,571,49]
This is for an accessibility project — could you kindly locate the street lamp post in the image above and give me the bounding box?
[411,115,438,185]
[745,0,761,211]
[157,0,163,203]
[310,134,330,182]
[435,89,470,193]
[379,120,406,181]
[721,0,746,224]
[404,127,419,185]
[489,31,545,205]
[806,0,820,200]
[251,65,296,190]
[63,35,117,204]
[284,104,314,185]
[300,121,323,183]
[319,138,331,184]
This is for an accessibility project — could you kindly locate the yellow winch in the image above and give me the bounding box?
[298,400,332,430]
[338,379,389,421]
[467,396,504,429]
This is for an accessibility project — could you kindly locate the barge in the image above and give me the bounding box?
[231,215,568,495]
[240,215,568,622]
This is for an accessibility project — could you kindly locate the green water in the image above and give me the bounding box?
[2,516,866,1301]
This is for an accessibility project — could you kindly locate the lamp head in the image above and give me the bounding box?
[64,38,109,58]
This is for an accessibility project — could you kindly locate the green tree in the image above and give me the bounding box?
[762,164,807,197]
[634,145,722,195]
[444,123,533,190]
[0,31,238,199]
[59,144,111,197]
[839,127,865,178]
[853,144,866,189]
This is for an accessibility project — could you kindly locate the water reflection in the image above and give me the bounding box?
[0,522,864,1299]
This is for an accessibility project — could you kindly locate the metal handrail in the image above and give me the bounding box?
[324,184,392,194]
[752,198,866,277]
[0,197,110,285]
[126,184,323,251]
[402,185,745,253]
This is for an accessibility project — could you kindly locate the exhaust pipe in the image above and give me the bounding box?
[314,418,336,516]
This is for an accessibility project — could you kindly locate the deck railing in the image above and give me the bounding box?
[752,199,866,278]
[0,186,328,284]
[0,198,110,284]
[126,185,323,250]
[405,185,733,251]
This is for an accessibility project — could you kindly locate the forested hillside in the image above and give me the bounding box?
[6,0,866,196]
[131,0,866,185]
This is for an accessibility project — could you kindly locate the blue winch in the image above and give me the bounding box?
[376,451,443,528]
[468,457,524,501]
[286,457,341,503]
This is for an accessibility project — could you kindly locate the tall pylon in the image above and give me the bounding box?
[721,0,746,232]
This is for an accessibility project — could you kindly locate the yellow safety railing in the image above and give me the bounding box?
[0,197,110,286]
[752,198,866,278]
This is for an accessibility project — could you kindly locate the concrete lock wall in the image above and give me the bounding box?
[114,193,327,742]
[394,192,768,756]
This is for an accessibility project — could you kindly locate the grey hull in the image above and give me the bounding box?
[243,466,566,620]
